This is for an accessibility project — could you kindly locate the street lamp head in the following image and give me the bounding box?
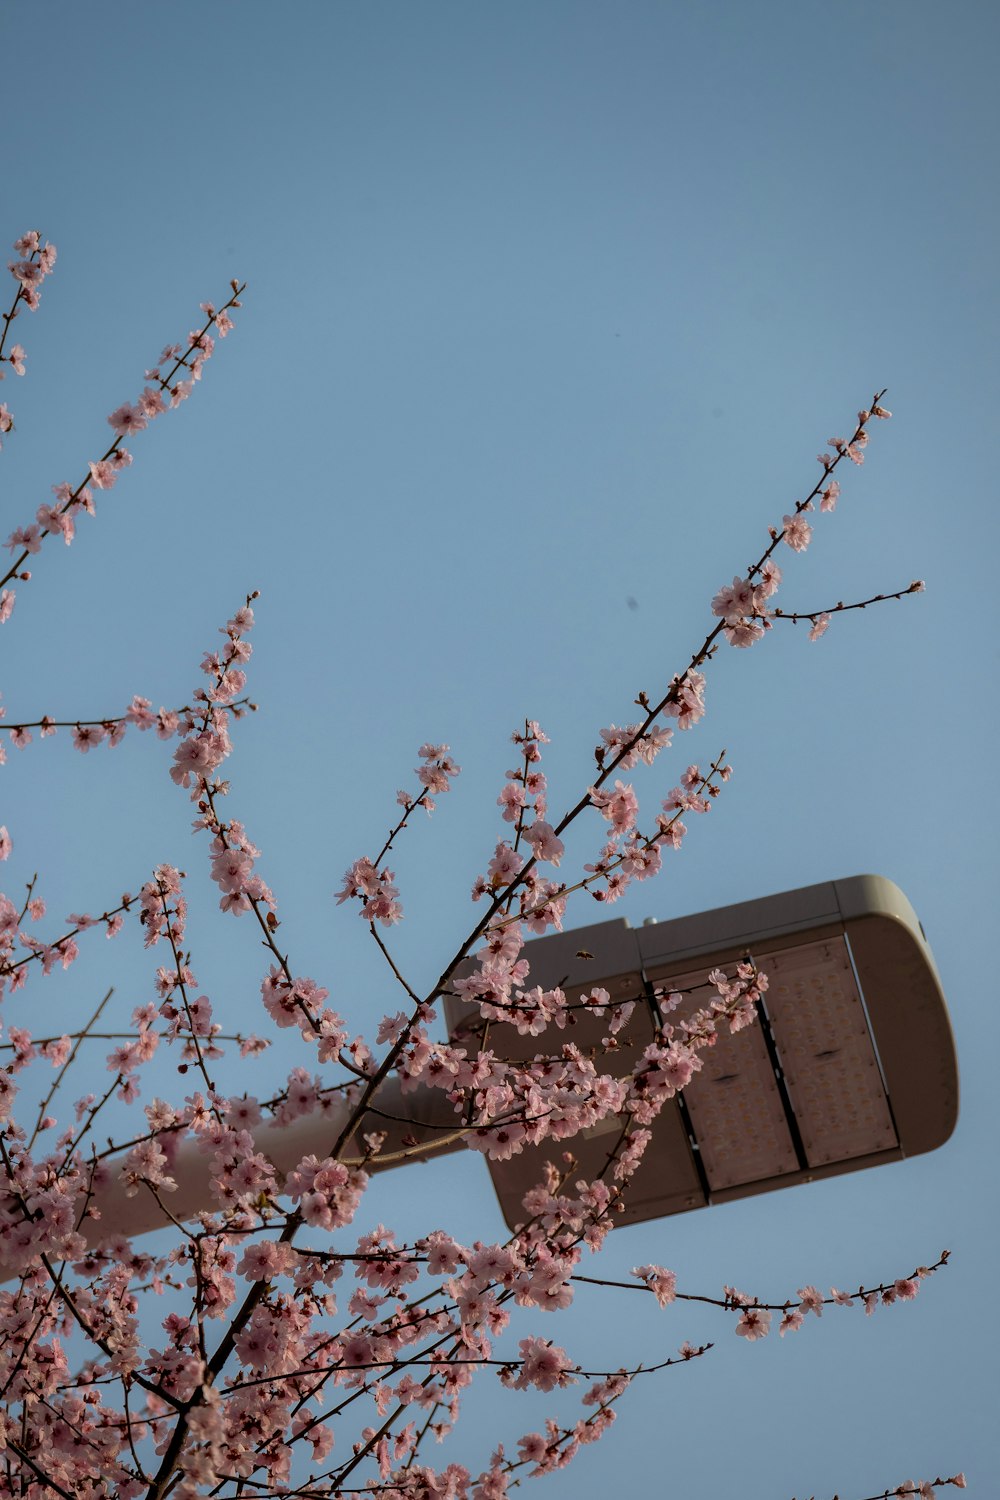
[444,875,958,1231]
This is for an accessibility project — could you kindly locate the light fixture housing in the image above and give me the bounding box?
[443,875,958,1231]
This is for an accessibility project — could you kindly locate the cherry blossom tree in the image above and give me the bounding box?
[0,233,964,1500]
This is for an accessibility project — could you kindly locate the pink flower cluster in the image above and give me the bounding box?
[172,606,256,797]
[709,404,892,650]
[1,278,240,623]
[632,1264,678,1307]
[582,759,728,905]
[664,668,707,729]
[172,712,234,791]
[6,230,57,317]
[595,720,673,771]
[504,1336,574,1392]
[336,855,403,926]
[399,740,461,815]
[471,723,569,911]
[339,742,462,926]
[0,233,942,1500]
[0,234,56,485]
[138,863,187,949]
[207,819,276,917]
[711,560,782,647]
[0,884,132,1001]
[0,1125,92,1276]
[285,1154,368,1230]
[260,966,348,1060]
[0,694,209,762]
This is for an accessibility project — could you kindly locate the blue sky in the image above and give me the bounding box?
[1,1,996,1494]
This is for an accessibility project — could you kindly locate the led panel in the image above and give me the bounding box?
[761,938,898,1166]
[441,877,957,1228]
[646,963,799,1191]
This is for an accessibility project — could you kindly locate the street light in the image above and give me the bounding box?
[2,874,957,1276]
[443,873,958,1230]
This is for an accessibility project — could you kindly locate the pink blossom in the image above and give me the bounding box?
[9,258,44,289]
[497,781,527,821]
[513,1336,574,1392]
[72,723,105,752]
[664,669,706,729]
[7,345,25,375]
[0,826,10,860]
[632,1264,677,1307]
[36,503,74,545]
[487,841,524,887]
[237,1240,295,1281]
[589,779,639,832]
[782,513,812,552]
[468,1121,528,1160]
[757,557,782,597]
[598,721,672,770]
[171,731,227,787]
[3,525,39,556]
[376,1011,409,1045]
[734,1306,771,1340]
[517,1432,548,1466]
[138,385,168,418]
[122,1138,177,1197]
[89,459,117,489]
[126,695,156,730]
[107,402,148,436]
[798,1285,824,1317]
[808,613,830,641]
[55,937,78,969]
[711,575,756,624]
[225,604,254,635]
[335,857,403,925]
[41,1035,71,1068]
[724,619,765,648]
[417,744,461,794]
[523,820,565,865]
[285,1154,368,1229]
